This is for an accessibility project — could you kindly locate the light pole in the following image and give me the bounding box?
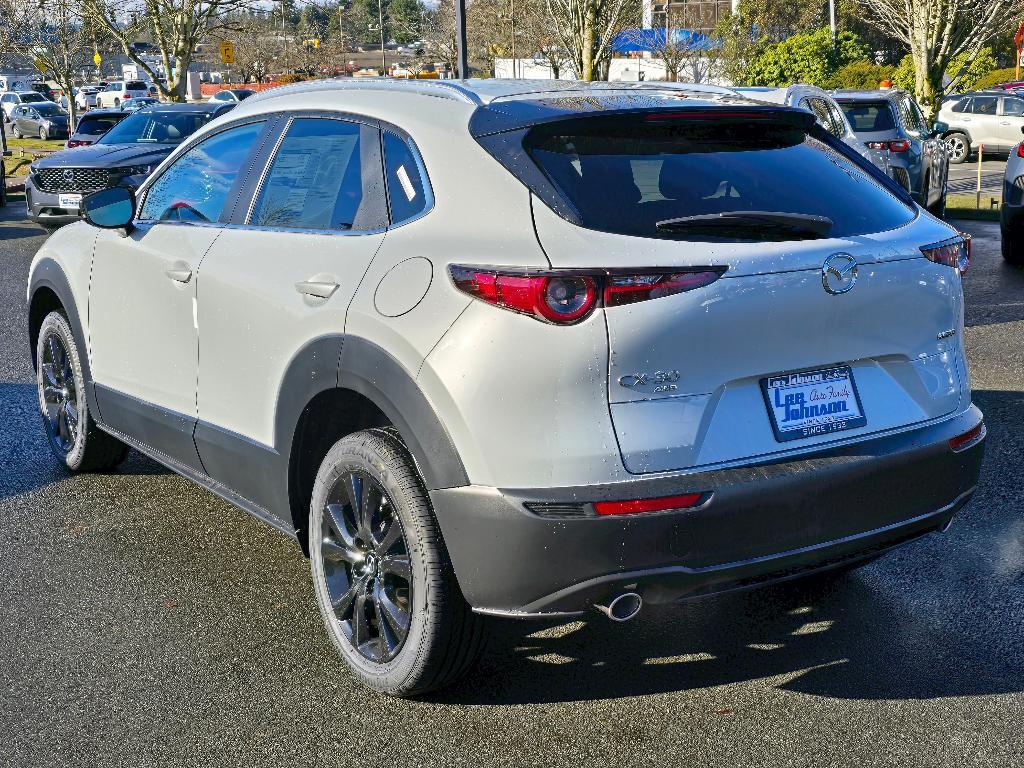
[454,0,468,78]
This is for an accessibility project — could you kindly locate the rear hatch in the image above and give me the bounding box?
[481,104,966,474]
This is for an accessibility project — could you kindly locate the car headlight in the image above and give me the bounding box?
[120,164,152,176]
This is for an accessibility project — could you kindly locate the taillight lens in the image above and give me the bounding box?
[449,266,723,324]
[593,492,705,516]
[1017,142,1024,159]
[888,139,910,152]
[921,234,970,275]
[66,139,90,148]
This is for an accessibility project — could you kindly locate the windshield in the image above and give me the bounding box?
[525,114,915,241]
[837,101,896,132]
[97,109,212,145]
[35,104,66,117]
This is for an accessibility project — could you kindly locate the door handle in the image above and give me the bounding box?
[295,280,339,299]
[164,264,192,283]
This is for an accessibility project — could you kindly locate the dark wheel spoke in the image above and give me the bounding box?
[351,592,371,652]
[345,473,366,536]
[41,363,60,389]
[380,555,411,582]
[374,513,402,554]
[57,408,70,443]
[360,478,380,536]
[63,401,79,434]
[42,384,62,402]
[330,583,358,619]
[325,503,358,549]
[321,538,361,563]
[375,581,410,639]
[46,336,63,381]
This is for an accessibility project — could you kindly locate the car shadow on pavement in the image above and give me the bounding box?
[435,388,1024,706]
[0,382,169,501]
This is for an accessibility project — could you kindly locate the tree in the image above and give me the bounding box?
[0,0,94,129]
[389,0,423,44]
[745,27,867,87]
[854,0,1024,111]
[420,0,459,74]
[224,17,284,82]
[628,3,720,83]
[545,0,636,80]
[81,0,258,102]
[519,0,568,77]
[833,59,895,90]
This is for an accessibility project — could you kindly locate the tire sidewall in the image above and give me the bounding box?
[36,311,90,470]
[309,432,434,692]
[946,133,969,164]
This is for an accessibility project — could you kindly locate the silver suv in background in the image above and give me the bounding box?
[936,90,1024,163]
[1000,138,1024,264]
[834,89,949,217]
[735,85,888,173]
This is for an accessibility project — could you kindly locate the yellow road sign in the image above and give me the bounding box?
[93,52,102,67]
[219,40,235,65]
[34,58,47,73]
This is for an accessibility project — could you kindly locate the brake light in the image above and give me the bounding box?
[949,422,985,452]
[593,492,705,516]
[122,92,129,99]
[1017,142,1024,158]
[66,139,91,148]
[449,267,724,324]
[921,235,970,275]
[866,140,910,152]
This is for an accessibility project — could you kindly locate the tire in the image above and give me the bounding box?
[35,311,128,472]
[945,132,970,164]
[309,428,485,696]
[11,123,21,139]
[39,126,47,141]
[1002,229,1024,265]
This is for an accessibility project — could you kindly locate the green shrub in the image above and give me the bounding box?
[973,66,1020,90]
[946,48,999,92]
[833,60,895,90]
[892,55,915,92]
[275,73,309,85]
[745,28,868,88]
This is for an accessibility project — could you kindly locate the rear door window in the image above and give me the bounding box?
[525,114,915,241]
[972,96,998,115]
[1003,97,1024,116]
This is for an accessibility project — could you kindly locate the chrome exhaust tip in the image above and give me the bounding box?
[594,592,643,622]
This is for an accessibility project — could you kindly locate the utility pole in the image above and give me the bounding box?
[378,0,386,73]
[454,0,469,78]
[829,0,836,44]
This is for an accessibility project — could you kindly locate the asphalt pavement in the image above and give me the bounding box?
[1,203,1022,767]
[947,158,1005,197]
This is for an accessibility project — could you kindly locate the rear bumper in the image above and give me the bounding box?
[431,405,985,617]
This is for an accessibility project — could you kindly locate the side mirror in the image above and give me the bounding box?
[931,120,948,137]
[82,186,136,234]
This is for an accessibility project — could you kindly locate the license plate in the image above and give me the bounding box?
[761,365,866,442]
[59,194,82,210]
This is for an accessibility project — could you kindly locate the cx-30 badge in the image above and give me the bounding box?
[821,253,858,295]
[618,370,681,394]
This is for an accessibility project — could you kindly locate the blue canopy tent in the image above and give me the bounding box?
[611,29,715,54]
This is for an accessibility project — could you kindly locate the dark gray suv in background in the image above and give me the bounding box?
[834,89,949,217]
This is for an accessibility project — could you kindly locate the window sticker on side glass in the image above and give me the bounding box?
[396,165,417,202]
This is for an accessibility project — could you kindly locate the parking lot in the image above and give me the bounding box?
[1,201,1022,767]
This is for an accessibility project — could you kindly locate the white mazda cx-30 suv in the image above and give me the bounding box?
[27,79,985,696]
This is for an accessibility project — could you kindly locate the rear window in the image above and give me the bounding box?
[126,81,147,90]
[525,115,914,241]
[76,114,125,135]
[21,93,46,103]
[838,101,895,132]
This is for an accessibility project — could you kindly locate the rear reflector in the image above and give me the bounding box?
[594,492,704,516]
[921,234,970,275]
[949,422,985,452]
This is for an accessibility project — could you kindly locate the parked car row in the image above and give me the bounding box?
[25,78,984,698]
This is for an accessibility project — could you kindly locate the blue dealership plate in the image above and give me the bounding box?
[760,365,867,443]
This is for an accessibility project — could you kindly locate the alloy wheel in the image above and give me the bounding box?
[319,470,413,663]
[39,331,79,454]
[945,135,967,163]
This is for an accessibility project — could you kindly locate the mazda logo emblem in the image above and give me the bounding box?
[62,169,74,182]
[821,253,858,295]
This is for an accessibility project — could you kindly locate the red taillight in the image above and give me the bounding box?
[921,234,970,275]
[888,139,910,152]
[1017,142,1024,159]
[66,139,91,148]
[604,271,721,307]
[450,267,724,323]
[593,492,705,516]
[949,422,985,452]
[122,92,129,99]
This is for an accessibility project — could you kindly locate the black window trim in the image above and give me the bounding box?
[134,114,277,227]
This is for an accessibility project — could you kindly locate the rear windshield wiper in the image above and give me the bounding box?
[655,211,834,239]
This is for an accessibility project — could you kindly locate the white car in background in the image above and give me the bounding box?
[735,85,889,174]
[94,80,150,108]
[0,91,48,122]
